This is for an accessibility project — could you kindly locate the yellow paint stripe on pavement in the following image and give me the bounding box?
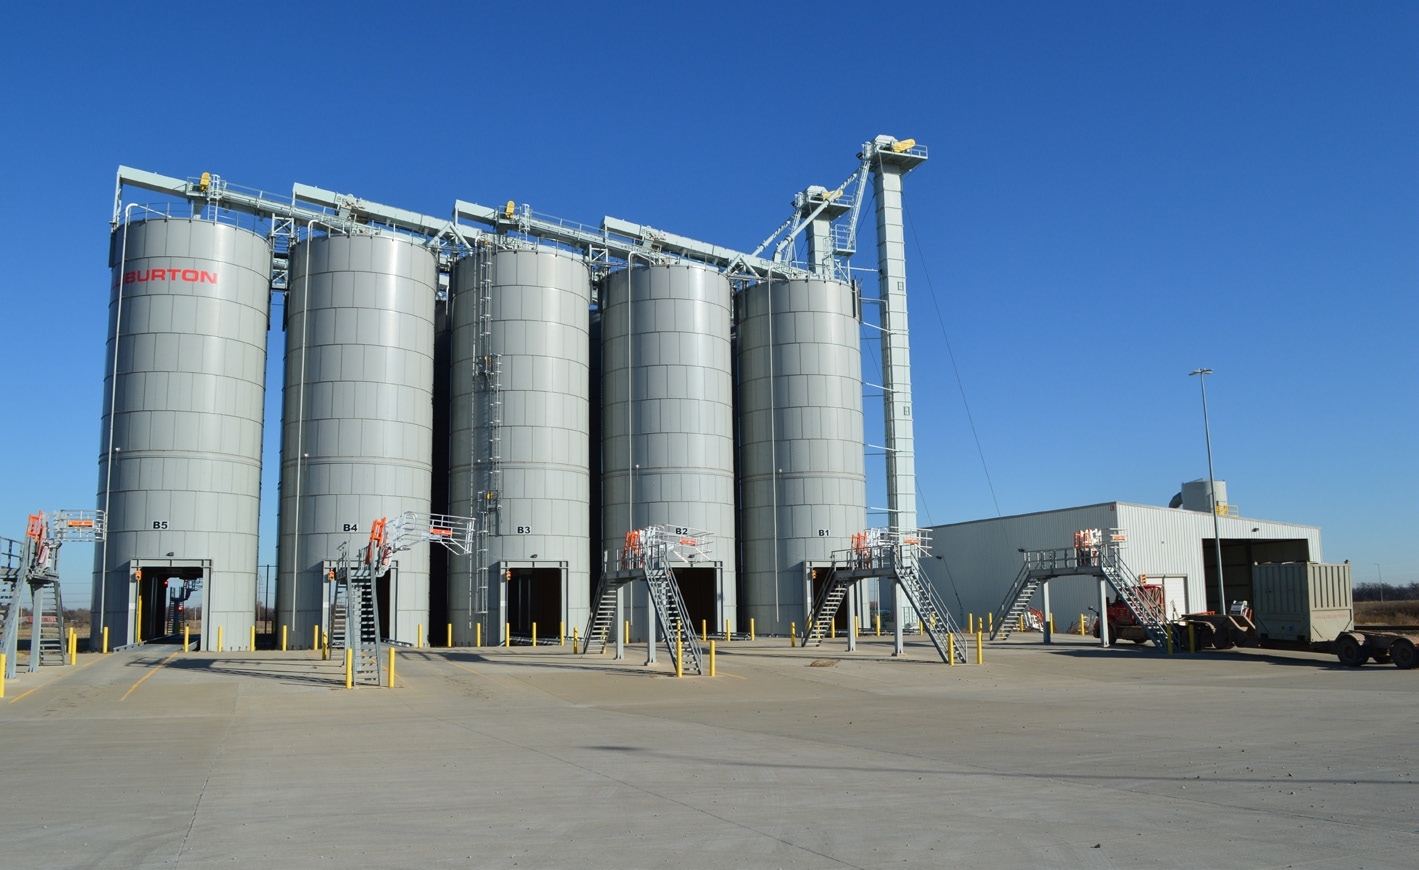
[8,655,101,703]
[120,651,180,701]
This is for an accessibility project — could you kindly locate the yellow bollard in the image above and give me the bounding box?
[1048,614,1055,635]
[505,623,511,648]
[68,628,76,665]
[103,625,109,654]
[217,625,223,653]
[948,633,955,666]
[1080,614,1086,636]
[709,640,717,677]
[184,624,190,653]
[560,621,566,647]
[876,614,882,637]
[625,620,630,644]
[789,622,797,647]
[573,626,580,652]
[447,623,453,648]
[976,630,984,665]
[314,624,320,651]
[750,618,755,641]
[323,630,330,661]
[282,624,288,651]
[532,622,537,647]
[1188,623,1196,654]
[1018,615,1024,632]
[600,627,607,653]
[988,613,994,633]
[918,619,923,634]
[725,618,732,642]
[701,619,707,643]
[417,623,423,649]
[136,596,143,645]
[388,647,397,687]
[476,622,482,648]
[0,652,5,697]
[250,625,256,652]
[830,618,836,640]
[967,613,973,633]
[854,615,860,638]
[676,634,683,678]
[344,648,353,689]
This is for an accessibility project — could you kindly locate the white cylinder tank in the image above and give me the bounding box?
[449,244,592,646]
[94,216,271,650]
[277,232,437,647]
[736,277,866,635]
[601,263,737,635]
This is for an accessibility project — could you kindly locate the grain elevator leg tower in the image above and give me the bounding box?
[868,136,927,628]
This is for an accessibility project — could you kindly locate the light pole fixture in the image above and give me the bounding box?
[1190,368,1227,615]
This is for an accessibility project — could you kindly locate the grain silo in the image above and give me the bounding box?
[448,244,592,645]
[600,263,737,636]
[737,277,866,635]
[94,216,271,650]
[276,232,437,647]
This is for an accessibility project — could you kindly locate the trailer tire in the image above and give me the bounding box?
[1211,631,1235,651]
[1335,634,1366,668]
[1389,637,1417,670]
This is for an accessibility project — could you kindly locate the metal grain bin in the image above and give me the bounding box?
[737,278,866,635]
[94,217,271,650]
[277,232,437,647]
[449,245,592,646]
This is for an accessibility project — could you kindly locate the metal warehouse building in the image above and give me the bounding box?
[917,484,1322,635]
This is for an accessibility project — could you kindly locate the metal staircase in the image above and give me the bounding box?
[328,551,383,686]
[1098,545,1170,647]
[802,580,851,646]
[989,563,1041,641]
[582,525,713,674]
[28,579,65,671]
[814,530,968,664]
[989,532,1171,647]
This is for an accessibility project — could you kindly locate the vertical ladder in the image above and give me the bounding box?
[582,575,623,654]
[1099,550,1171,647]
[644,566,703,675]
[803,578,852,647]
[989,563,1041,641]
[28,579,66,671]
[892,557,969,664]
[471,245,502,640]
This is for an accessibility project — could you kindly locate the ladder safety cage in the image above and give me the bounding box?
[390,511,478,557]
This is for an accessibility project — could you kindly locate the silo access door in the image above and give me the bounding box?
[500,561,566,643]
[671,566,721,635]
[129,559,209,648]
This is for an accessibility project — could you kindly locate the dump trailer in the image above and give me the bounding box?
[1171,562,1418,670]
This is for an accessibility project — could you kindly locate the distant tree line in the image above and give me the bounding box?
[1354,582,1419,602]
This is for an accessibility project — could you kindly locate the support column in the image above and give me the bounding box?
[847,588,857,652]
[893,576,905,656]
[1099,579,1110,647]
[614,583,625,660]
[645,580,656,665]
[1042,580,1052,645]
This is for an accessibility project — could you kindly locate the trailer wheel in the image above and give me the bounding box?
[1108,623,1121,646]
[1389,638,1417,670]
[1335,634,1366,668]
[1211,631,1235,651]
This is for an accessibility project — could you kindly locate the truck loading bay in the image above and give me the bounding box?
[0,635,1413,869]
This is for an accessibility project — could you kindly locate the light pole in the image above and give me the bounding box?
[1376,563,1384,602]
[1190,368,1227,615]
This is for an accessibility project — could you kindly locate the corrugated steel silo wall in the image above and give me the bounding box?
[737,278,865,634]
[601,264,737,629]
[449,246,592,644]
[277,233,436,645]
[94,217,270,648]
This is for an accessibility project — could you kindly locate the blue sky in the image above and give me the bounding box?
[1,1,1414,592]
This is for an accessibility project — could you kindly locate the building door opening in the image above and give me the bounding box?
[672,566,718,632]
[376,568,395,642]
[506,567,562,640]
[1203,538,1310,613]
[132,563,206,645]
